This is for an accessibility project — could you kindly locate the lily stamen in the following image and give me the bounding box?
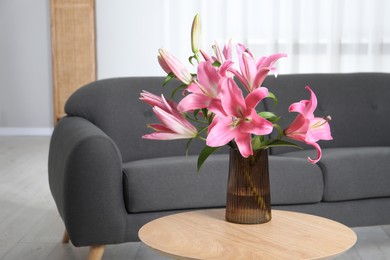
[194,80,210,96]
[312,115,332,129]
[231,116,240,127]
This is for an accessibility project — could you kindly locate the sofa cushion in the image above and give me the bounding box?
[280,147,390,201]
[123,153,324,213]
[269,156,323,205]
[122,154,229,213]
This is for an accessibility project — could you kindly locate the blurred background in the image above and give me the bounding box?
[0,0,389,132]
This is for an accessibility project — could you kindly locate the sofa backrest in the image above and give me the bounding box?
[64,73,390,160]
[262,73,390,154]
[64,77,232,162]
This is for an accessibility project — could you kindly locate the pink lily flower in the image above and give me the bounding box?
[206,78,273,158]
[284,86,333,163]
[158,48,193,85]
[177,61,223,113]
[230,43,287,92]
[142,94,198,140]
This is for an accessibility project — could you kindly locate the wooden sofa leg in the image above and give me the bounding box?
[62,229,105,260]
[88,245,105,260]
[62,230,70,243]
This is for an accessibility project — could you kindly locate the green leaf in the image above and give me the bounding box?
[202,108,212,123]
[193,109,201,120]
[251,135,264,151]
[262,139,302,150]
[197,125,209,135]
[272,123,284,139]
[212,60,221,67]
[197,146,220,172]
[185,138,194,157]
[267,91,278,106]
[163,72,175,87]
[189,53,200,65]
[171,84,187,99]
[189,55,196,65]
[258,111,280,122]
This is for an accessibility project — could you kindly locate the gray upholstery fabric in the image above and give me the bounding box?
[263,73,390,154]
[274,197,390,227]
[123,154,229,213]
[280,147,390,201]
[48,117,128,246]
[122,154,322,213]
[269,156,323,205]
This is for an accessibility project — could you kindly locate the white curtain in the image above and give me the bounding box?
[96,0,390,77]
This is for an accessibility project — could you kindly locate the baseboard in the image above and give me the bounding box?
[0,127,54,136]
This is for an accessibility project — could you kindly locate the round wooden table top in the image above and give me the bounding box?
[139,209,357,260]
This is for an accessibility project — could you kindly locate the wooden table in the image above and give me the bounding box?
[139,209,357,259]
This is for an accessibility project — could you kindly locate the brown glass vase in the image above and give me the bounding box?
[225,148,272,224]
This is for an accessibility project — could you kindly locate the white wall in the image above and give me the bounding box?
[0,0,389,134]
[0,0,53,134]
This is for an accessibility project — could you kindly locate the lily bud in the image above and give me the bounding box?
[191,14,201,54]
[158,48,193,85]
[157,54,171,74]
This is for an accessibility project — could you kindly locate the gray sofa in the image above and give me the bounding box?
[48,73,390,251]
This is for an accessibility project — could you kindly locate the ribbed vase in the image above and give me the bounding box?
[225,148,272,224]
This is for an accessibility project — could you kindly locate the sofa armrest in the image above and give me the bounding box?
[48,116,127,246]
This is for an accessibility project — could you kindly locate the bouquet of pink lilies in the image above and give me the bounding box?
[140,14,332,170]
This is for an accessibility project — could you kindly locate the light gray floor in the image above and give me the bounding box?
[0,136,389,260]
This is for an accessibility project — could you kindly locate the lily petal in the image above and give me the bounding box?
[284,114,309,140]
[289,100,310,114]
[200,49,212,61]
[239,110,273,136]
[245,87,269,111]
[306,118,333,142]
[222,39,233,61]
[153,106,197,137]
[186,82,203,94]
[306,142,322,164]
[219,60,234,78]
[241,52,257,91]
[235,133,253,158]
[142,132,191,140]
[303,86,318,117]
[177,93,211,112]
[257,53,287,69]
[206,117,239,147]
[289,86,317,118]
[220,78,246,118]
[197,61,220,97]
[252,67,272,89]
[140,91,178,112]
